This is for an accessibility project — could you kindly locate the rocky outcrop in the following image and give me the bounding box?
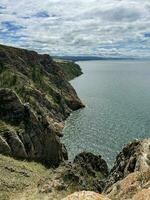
[106,170,150,200]
[0,44,84,166]
[104,139,150,200]
[58,139,150,200]
[37,152,108,195]
[0,88,67,166]
[74,152,109,177]
[65,152,108,192]
[104,140,141,190]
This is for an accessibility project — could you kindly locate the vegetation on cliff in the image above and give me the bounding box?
[54,59,83,81]
[0,44,84,167]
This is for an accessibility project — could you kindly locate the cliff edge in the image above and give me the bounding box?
[0,44,84,166]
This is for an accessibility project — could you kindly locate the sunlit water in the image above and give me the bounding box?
[62,60,150,166]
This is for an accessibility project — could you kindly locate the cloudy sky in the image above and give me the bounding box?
[0,0,150,57]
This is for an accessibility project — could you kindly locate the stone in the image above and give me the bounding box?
[62,191,111,200]
[74,152,109,177]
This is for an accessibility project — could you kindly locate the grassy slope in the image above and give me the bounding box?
[0,154,105,200]
[54,60,83,81]
[0,154,73,200]
[0,155,51,200]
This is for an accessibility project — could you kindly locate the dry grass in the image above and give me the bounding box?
[0,155,77,200]
[0,154,53,200]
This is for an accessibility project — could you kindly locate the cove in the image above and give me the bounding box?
[62,60,150,165]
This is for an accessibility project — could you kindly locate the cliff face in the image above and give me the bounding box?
[63,139,150,200]
[54,59,83,81]
[105,139,150,200]
[0,44,84,166]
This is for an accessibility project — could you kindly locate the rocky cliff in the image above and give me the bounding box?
[0,44,150,200]
[105,139,150,200]
[0,44,84,166]
[62,139,150,200]
[1,139,149,200]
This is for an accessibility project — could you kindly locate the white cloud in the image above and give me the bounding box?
[0,0,150,57]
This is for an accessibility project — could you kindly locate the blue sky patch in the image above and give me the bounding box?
[1,21,24,32]
[0,5,6,10]
[21,16,31,19]
[144,33,150,38]
[34,11,49,18]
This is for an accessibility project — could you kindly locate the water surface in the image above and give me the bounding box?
[62,60,150,165]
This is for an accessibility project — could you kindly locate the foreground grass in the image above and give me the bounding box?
[0,155,77,200]
[0,154,51,200]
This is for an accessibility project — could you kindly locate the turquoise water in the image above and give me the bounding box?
[62,60,150,165]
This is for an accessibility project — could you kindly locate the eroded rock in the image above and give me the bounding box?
[0,88,67,166]
[0,44,84,167]
[104,139,141,190]
[104,139,150,200]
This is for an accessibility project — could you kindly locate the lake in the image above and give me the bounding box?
[62,60,150,166]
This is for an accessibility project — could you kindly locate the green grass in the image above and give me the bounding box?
[0,67,59,110]
[0,155,79,200]
[0,154,53,200]
[55,60,82,81]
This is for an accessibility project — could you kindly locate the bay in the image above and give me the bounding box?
[62,60,150,165]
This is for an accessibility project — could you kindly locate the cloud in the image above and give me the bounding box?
[0,0,150,57]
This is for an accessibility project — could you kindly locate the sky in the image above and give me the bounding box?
[0,0,150,58]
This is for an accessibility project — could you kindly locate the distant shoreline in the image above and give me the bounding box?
[53,55,150,62]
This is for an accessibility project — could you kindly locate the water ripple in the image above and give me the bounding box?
[62,61,150,166]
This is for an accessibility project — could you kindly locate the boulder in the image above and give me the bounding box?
[61,152,109,192]
[74,152,109,177]
[62,191,111,200]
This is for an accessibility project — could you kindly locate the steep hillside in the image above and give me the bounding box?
[1,139,150,200]
[0,44,84,166]
[0,151,108,200]
[54,59,83,81]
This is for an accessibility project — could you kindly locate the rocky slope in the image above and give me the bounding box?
[0,44,84,166]
[105,139,150,200]
[0,152,109,200]
[63,139,150,200]
[1,139,150,200]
